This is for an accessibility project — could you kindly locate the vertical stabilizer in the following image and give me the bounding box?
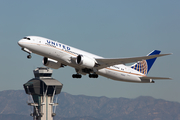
[131,50,161,75]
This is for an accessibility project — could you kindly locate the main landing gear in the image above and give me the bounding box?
[72,73,98,79]
[89,74,98,78]
[72,68,98,79]
[72,74,82,78]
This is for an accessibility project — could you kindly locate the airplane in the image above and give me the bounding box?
[18,36,171,83]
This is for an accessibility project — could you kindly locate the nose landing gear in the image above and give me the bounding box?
[21,48,32,59]
[27,54,32,59]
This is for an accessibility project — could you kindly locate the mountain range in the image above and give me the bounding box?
[0,90,179,120]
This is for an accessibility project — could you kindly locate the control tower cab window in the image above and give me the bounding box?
[23,37,31,40]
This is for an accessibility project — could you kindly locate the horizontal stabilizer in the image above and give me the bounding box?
[140,76,172,80]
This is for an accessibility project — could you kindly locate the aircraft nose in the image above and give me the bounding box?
[18,40,21,46]
[18,39,24,47]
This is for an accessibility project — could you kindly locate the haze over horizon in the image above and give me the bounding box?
[0,1,179,103]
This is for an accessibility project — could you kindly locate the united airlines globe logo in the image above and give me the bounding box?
[131,60,148,75]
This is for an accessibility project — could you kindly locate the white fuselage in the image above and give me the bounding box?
[18,36,149,83]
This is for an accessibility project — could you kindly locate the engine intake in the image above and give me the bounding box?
[43,57,62,69]
[76,55,96,68]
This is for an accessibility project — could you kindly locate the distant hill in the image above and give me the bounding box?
[0,90,179,120]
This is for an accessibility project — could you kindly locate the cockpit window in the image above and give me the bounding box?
[23,37,31,40]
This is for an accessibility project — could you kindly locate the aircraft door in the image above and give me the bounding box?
[38,39,41,44]
[127,67,132,76]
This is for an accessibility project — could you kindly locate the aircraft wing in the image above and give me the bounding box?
[95,53,171,69]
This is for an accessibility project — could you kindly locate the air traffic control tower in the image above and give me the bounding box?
[23,67,63,120]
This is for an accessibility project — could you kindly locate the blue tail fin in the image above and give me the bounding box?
[131,50,161,75]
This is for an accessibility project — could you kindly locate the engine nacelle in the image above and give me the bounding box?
[43,57,61,69]
[76,55,96,68]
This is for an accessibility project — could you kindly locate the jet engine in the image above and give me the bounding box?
[43,57,61,69]
[76,55,96,68]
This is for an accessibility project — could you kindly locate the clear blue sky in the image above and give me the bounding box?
[0,1,179,102]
